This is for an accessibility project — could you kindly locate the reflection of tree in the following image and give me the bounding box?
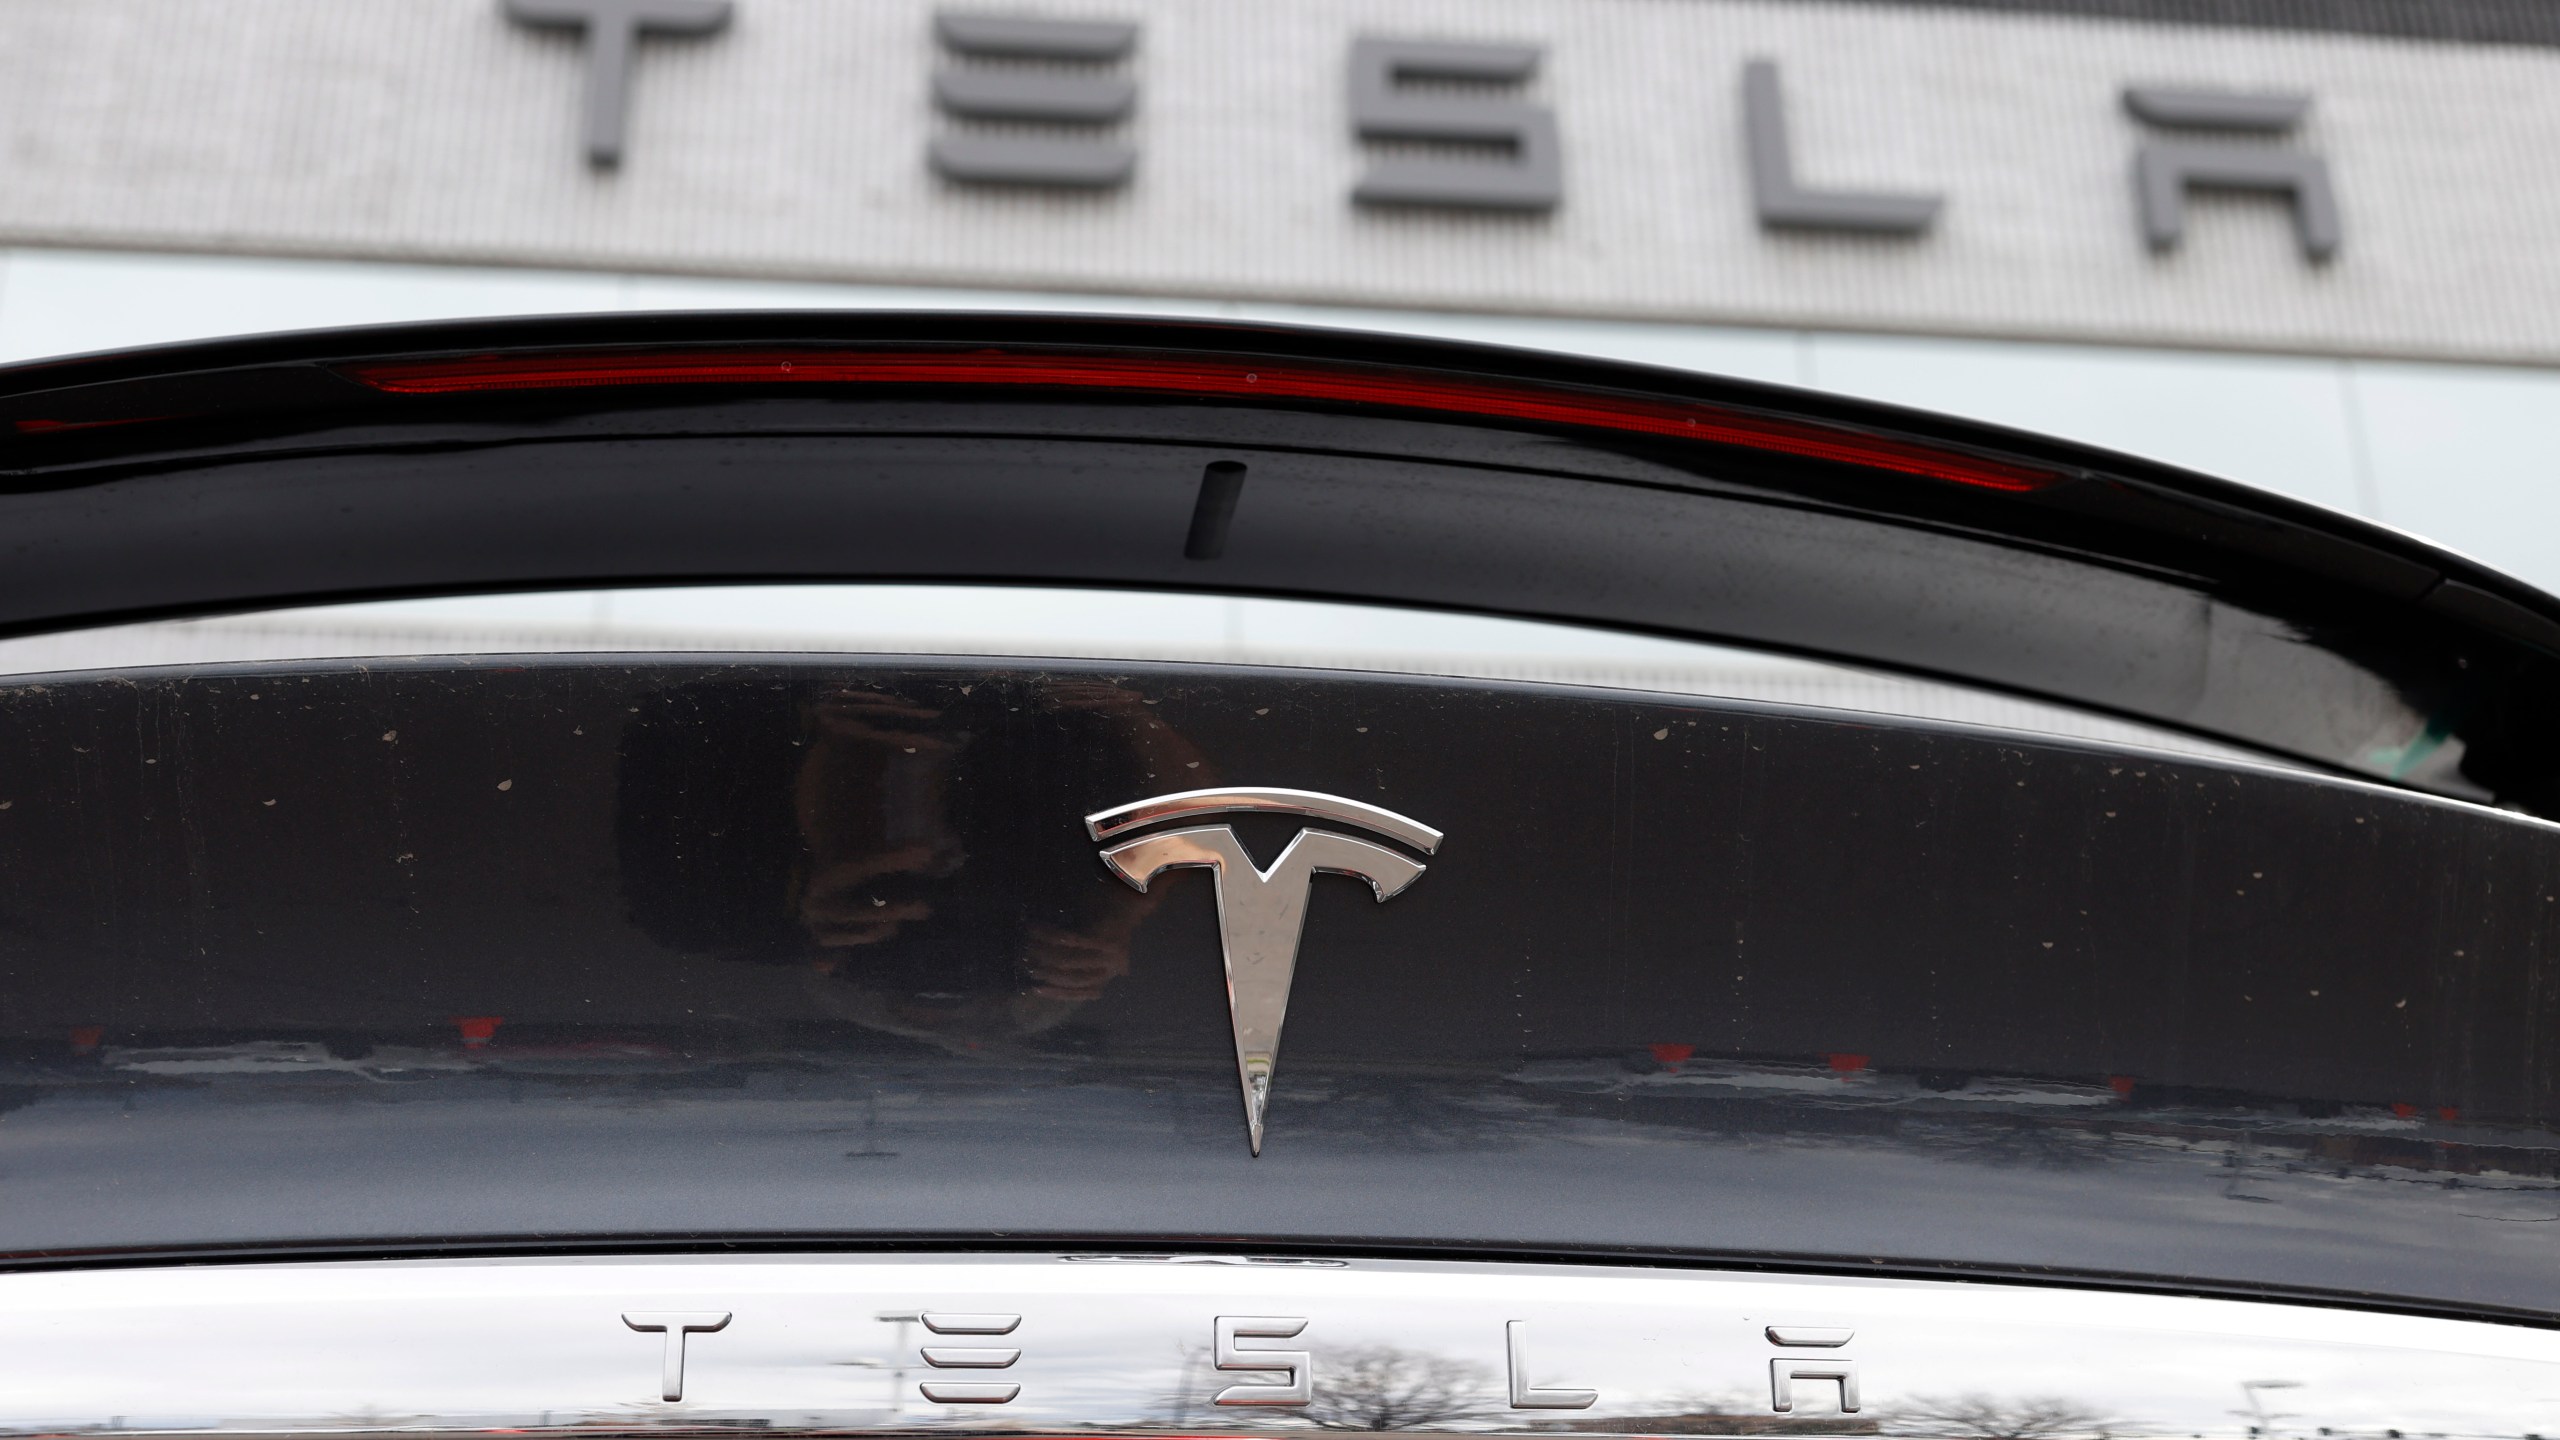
[1153,1341,1218,1428]
[1303,1345,1494,1431]
[1887,1394,2121,1440]
[1649,1388,1764,1419]
[1572,1388,1882,1436]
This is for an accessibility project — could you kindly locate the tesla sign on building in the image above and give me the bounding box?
[0,0,2556,361]
[508,2,2344,263]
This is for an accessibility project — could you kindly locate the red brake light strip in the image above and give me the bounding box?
[343,348,2061,493]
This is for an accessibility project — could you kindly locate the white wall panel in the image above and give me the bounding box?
[2351,360,2560,585]
[0,0,2555,360]
[1805,331,2373,514]
[0,249,622,363]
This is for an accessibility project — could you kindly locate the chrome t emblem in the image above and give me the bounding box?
[1085,788,1443,1155]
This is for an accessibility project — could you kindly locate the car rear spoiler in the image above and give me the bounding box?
[0,310,2551,815]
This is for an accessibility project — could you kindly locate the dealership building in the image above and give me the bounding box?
[2,0,2557,658]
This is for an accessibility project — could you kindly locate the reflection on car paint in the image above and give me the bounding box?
[1,659,2556,1318]
[4,1255,2557,1437]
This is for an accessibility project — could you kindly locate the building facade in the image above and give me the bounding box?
[1,0,2556,587]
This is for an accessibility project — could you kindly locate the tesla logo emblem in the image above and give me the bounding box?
[1085,787,1443,1155]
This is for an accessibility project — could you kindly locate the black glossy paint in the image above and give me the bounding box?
[1,312,2557,815]
[3,657,2554,1319]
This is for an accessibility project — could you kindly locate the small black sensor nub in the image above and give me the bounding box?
[1184,460,1248,560]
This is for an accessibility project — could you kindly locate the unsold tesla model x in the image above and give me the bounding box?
[0,314,2556,1434]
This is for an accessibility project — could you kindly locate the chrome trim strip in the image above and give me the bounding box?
[1083,786,1445,852]
[6,1253,2557,1437]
